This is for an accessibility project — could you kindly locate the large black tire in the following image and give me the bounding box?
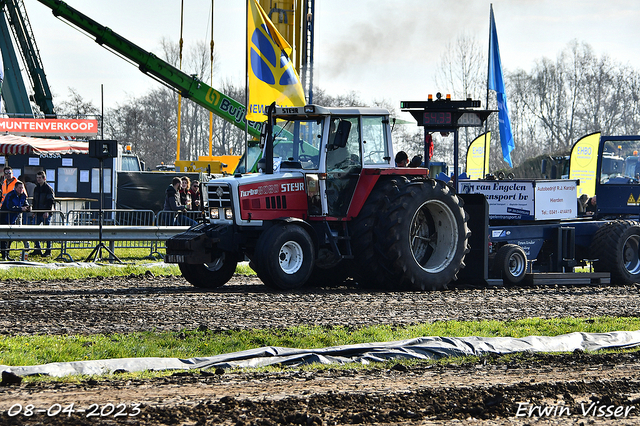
[253,223,315,290]
[350,178,405,288]
[178,252,237,289]
[307,262,350,287]
[493,244,527,285]
[248,259,276,289]
[380,179,470,290]
[590,220,640,285]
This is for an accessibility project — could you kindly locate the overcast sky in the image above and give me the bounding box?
[24,0,640,114]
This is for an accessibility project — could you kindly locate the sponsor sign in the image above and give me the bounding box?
[459,179,577,220]
[0,119,99,136]
[534,181,578,220]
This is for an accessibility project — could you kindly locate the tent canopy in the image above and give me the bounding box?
[0,134,88,155]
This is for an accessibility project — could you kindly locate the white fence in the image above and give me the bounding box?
[0,209,199,261]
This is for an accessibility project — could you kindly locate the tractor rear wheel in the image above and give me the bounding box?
[380,179,470,290]
[350,178,404,288]
[591,220,640,285]
[178,252,237,289]
[254,223,315,290]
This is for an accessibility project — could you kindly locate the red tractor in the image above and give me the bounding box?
[166,103,473,290]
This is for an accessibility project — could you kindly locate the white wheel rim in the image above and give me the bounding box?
[410,199,458,273]
[623,234,640,275]
[508,251,526,277]
[279,241,304,275]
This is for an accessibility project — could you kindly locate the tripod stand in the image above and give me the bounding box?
[85,156,121,263]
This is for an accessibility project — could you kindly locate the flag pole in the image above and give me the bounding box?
[483,4,493,180]
[176,0,185,164]
[209,0,214,158]
[244,0,249,172]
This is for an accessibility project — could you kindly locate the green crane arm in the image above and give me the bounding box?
[36,0,262,137]
[1,0,56,116]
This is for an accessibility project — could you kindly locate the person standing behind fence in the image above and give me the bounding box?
[31,171,55,257]
[163,177,196,226]
[0,181,30,260]
[188,179,201,211]
[179,176,192,210]
[1,166,18,204]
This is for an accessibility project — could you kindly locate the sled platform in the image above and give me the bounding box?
[523,272,610,286]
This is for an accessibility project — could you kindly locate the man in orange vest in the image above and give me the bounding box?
[1,166,19,204]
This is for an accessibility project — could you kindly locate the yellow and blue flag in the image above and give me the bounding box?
[246,0,306,122]
[488,5,515,167]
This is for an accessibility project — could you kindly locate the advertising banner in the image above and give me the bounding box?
[0,118,99,136]
[459,179,578,220]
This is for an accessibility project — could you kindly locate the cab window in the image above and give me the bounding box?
[362,116,389,165]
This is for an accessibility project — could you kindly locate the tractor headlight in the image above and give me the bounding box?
[224,208,233,220]
[210,208,219,219]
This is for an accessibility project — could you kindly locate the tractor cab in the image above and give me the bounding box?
[259,104,395,217]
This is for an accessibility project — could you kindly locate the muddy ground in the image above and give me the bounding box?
[0,274,639,425]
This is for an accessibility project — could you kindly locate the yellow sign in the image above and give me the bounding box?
[569,132,600,197]
[466,132,491,180]
[628,194,637,206]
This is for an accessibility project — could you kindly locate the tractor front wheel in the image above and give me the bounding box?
[178,252,237,289]
[254,223,315,290]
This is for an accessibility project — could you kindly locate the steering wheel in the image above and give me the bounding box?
[299,154,314,162]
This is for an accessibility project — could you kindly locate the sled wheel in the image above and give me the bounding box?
[493,244,527,285]
[591,220,640,285]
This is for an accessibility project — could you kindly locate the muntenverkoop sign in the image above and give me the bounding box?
[0,118,99,136]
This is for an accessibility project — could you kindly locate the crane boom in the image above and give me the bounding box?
[36,0,262,138]
[3,0,56,116]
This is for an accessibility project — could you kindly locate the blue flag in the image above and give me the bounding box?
[488,5,515,167]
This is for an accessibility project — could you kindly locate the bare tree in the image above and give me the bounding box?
[435,33,485,100]
[435,33,486,169]
[56,88,100,118]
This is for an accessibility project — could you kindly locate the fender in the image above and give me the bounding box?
[268,217,319,252]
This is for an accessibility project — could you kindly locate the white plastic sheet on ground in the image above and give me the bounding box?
[2,331,640,378]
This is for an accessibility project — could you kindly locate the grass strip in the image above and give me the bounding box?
[2,317,639,367]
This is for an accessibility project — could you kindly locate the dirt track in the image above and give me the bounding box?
[0,274,640,425]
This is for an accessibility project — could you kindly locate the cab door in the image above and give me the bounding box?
[325,117,361,217]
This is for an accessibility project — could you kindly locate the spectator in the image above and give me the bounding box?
[180,176,192,210]
[31,171,55,257]
[1,166,18,204]
[0,181,30,260]
[20,175,36,201]
[188,179,201,211]
[17,174,33,251]
[395,151,409,167]
[577,194,589,215]
[586,195,597,216]
[163,177,196,226]
[409,155,423,168]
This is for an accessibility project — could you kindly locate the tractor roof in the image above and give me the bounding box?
[274,104,389,120]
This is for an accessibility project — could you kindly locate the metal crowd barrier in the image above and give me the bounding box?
[0,209,199,261]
